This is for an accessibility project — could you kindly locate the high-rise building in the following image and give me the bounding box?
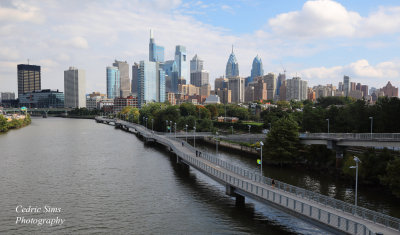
[106,66,120,99]
[190,54,203,73]
[216,88,231,104]
[190,70,209,87]
[286,77,308,101]
[131,63,139,96]
[175,45,188,82]
[113,60,130,97]
[19,89,64,108]
[343,76,350,97]
[215,77,228,90]
[261,73,276,100]
[200,84,211,97]
[162,60,175,77]
[228,76,245,103]
[248,55,263,86]
[157,64,166,103]
[381,81,399,97]
[64,67,86,108]
[361,85,368,97]
[17,64,41,98]
[149,29,164,63]
[276,73,286,96]
[225,46,239,78]
[137,61,166,107]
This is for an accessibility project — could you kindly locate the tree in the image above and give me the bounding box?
[0,115,8,132]
[265,116,300,164]
[380,157,400,197]
[179,103,196,117]
[205,104,219,119]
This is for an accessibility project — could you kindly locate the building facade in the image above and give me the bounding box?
[343,76,350,97]
[19,89,64,108]
[138,61,157,107]
[131,63,139,96]
[249,55,263,86]
[175,45,188,82]
[262,73,276,100]
[149,30,164,63]
[17,64,41,98]
[190,70,209,87]
[190,54,203,73]
[113,96,138,113]
[228,76,245,103]
[1,92,15,101]
[216,88,231,104]
[225,47,239,78]
[107,66,120,99]
[214,77,228,90]
[64,67,86,108]
[381,81,399,97]
[286,77,308,101]
[113,60,130,98]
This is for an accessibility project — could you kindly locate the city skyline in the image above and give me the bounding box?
[1,0,400,94]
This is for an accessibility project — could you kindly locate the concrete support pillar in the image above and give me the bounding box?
[335,147,345,168]
[235,195,245,206]
[226,185,235,196]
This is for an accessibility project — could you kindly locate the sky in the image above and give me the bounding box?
[1,0,400,96]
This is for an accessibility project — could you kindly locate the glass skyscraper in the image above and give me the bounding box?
[248,55,263,86]
[106,66,120,99]
[226,46,239,78]
[17,64,41,98]
[149,30,164,63]
[174,45,188,81]
[138,61,157,107]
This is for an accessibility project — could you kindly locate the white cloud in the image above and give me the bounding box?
[269,0,400,39]
[65,36,89,49]
[0,0,45,23]
[299,59,400,86]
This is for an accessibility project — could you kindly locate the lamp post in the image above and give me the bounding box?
[260,141,264,176]
[185,124,188,142]
[193,126,196,148]
[174,122,177,139]
[166,120,169,133]
[170,121,172,134]
[326,118,330,134]
[151,119,154,134]
[216,132,219,155]
[350,156,361,207]
[248,125,251,134]
[369,117,373,137]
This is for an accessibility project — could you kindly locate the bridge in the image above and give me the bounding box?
[96,117,400,235]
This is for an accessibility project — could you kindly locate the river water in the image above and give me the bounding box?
[0,118,398,234]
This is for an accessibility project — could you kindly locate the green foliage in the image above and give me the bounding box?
[179,103,196,117]
[0,115,8,132]
[69,108,100,116]
[265,116,300,163]
[316,96,354,108]
[197,119,213,132]
[205,104,219,119]
[380,157,400,197]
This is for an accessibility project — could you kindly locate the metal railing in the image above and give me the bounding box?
[98,117,400,234]
[300,133,400,141]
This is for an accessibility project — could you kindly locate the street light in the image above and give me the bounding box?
[166,120,169,133]
[216,131,219,155]
[170,121,173,134]
[151,119,154,134]
[174,122,177,139]
[193,126,196,148]
[248,125,251,134]
[369,117,373,136]
[185,124,188,142]
[350,156,361,207]
[260,141,264,176]
[326,118,330,134]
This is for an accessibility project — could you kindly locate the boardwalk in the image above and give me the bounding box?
[96,117,400,235]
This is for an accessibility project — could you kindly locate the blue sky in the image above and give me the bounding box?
[0,0,400,95]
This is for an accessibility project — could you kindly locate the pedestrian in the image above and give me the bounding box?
[272,179,275,188]
[182,141,184,146]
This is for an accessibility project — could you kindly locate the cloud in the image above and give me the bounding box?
[299,59,400,86]
[221,5,234,14]
[268,0,400,39]
[65,36,89,49]
[0,0,45,23]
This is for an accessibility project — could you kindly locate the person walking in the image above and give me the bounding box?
[272,179,275,188]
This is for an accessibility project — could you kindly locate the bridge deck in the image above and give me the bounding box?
[97,117,400,235]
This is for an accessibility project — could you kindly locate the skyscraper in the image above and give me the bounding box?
[248,55,263,86]
[131,63,139,96]
[215,77,228,90]
[113,60,130,97]
[149,29,164,62]
[343,75,350,97]
[225,46,239,78]
[262,73,276,100]
[190,54,203,73]
[17,64,41,98]
[106,66,120,99]
[137,61,166,107]
[190,70,209,87]
[156,63,166,103]
[228,77,245,103]
[276,73,286,96]
[64,67,86,108]
[175,45,189,82]
[286,77,308,101]
[170,61,179,93]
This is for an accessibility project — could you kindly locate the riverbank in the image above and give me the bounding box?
[0,114,31,133]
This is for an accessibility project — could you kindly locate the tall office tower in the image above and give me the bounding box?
[131,63,139,96]
[149,29,164,62]
[276,73,286,96]
[190,54,204,73]
[1,92,15,101]
[113,60,130,97]
[361,85,368,97]
[228,77,245,103]
[216,88,231,104]
[338,82,343,91]
[279,81,286,101]
[381,81,399,97]
[174,45,188,82]
[64,67,86,108]
[225,46,239,78]
[262,73,276,100]
[350,82,356,91]
[106,66,120,99]
[170,61,179,93]
[156,63,166,103]
[286,77,308,101]
[190,70,209,87]
[214,77,228,90]
[356,83,362,91]
[248,55,263,86]
[163,60,175,76]
[17,64,41,98]
[343,76,350,96]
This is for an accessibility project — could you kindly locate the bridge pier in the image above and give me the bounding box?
[226,185,245,206]
[176,157,190,172]
[327,140,346,168]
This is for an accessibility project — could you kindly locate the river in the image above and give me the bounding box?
[0,118,398,234]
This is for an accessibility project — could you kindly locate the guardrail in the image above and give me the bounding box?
[99,117,400,234]
[300,133,400,141]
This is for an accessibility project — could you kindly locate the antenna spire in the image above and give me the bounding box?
[150,29,154,39]
[231,45,233,53]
